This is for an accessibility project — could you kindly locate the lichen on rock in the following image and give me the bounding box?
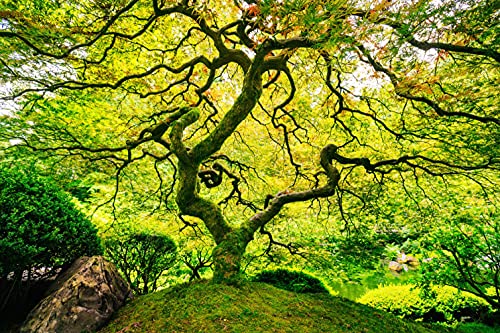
[20,256,131,333]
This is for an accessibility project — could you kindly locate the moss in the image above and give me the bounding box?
[98,281,452,333]
[212,229,252,284]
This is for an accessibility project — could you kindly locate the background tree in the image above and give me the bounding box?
[104,230,178,295]
[0,0,498,283]
[419,198,499,310]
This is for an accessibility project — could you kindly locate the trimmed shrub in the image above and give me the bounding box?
[358,284,491,323]
[0,166,102,277]
[104,231,178,295]
[252,268,329,294]
[0,166,102,316]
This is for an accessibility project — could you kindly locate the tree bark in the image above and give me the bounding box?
[211,227,254,284]
[167,52,342,283]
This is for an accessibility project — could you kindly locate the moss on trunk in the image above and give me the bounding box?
[211,228,254,284]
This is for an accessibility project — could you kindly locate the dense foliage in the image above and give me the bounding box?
[0,166,102,317]
[419,205,499,310]
[358,284,491,324]
[104,231,178,295]
[0,166,102,278]
[252,268,329,294]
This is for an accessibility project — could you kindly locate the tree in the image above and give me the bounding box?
[0,0,498,283]
[419,199,499,310]
[104,231,178,295]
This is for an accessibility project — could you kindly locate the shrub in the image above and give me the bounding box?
[358,284,491,323]
[104,231,178,295]
[0,166,102,316]
[252,268,329,294]
[0,166,102,277]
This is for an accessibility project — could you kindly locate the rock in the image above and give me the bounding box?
[20,256,132,333]
[406,256,419,266]
[388,261,403,272]
[397,252,409,264]
[397,252,419,266]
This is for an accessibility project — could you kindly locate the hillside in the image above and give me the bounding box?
[98,281,451,333]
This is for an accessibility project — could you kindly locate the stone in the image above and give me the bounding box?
[406,256,419,266]
[20,256,132,333]
[396,252,419,268]
[388,260,403,272]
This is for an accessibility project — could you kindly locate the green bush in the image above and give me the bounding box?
[358,284,491,323]
[104,231,178,295]
[0,166,102,318]
[252,268,329,294]
[0,166,102,278]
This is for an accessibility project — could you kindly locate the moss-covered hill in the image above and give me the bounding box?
[98,281,451,333]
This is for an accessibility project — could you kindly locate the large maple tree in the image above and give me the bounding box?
[0,0,498,283]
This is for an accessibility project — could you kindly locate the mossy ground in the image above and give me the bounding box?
[98,280,453,333]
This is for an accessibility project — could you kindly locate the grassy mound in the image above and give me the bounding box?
[99,280,451,333]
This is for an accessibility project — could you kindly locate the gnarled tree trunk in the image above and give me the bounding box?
[173,137,340,283]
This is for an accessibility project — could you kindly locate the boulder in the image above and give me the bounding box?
[406,256,419,266]
[388,260,403,272]
[397,252,418,266]
[20,256,132,333]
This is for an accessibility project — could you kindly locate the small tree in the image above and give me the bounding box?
[181,248,213,282]
[420,212,500,310]
[104,231,178,295]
